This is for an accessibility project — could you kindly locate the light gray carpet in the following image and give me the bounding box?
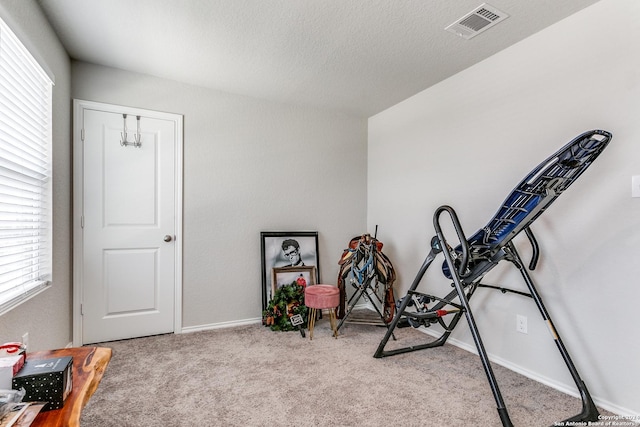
[81,321,613,426]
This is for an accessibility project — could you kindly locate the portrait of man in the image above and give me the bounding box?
[261,232,320,311]
[281,239,305,267]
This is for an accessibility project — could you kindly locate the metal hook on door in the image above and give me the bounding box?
[120,114,142,148]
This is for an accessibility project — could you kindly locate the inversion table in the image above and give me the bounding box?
[374,130,612,427]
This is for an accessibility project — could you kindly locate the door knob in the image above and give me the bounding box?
[164,235,173,242]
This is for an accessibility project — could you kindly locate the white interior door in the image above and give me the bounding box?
[74,100,182,344]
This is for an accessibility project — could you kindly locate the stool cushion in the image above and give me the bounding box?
[305,285,340,309]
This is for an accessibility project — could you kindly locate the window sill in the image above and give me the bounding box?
[0,282,52,317]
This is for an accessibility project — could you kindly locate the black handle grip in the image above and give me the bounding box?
[434,205,470,277]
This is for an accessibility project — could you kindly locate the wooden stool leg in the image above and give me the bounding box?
[309,308,316,340]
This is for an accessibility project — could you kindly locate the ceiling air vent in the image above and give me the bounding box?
[445,3,509,40]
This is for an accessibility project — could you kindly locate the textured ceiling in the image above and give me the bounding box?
[37,0,602,117]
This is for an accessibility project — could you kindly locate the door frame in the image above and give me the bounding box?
[72,99,183,346]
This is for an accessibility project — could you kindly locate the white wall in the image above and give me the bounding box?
[369,0,639,417]
[0,1,72,352]
[71,61,368,328]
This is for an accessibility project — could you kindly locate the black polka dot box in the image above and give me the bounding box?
[11,356,73,412]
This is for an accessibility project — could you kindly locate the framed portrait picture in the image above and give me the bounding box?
[271,266,317,298]
[261,231,320,311]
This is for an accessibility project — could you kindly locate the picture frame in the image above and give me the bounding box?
[271,266,317,298]
[261,231,320,311]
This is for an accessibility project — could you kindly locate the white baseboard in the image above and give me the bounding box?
[416,328,638,419]
[180,317,262,334]
[181,303,368,334]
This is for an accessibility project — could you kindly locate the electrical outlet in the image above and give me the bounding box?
[516,315,528,334]
[21,332,29,351]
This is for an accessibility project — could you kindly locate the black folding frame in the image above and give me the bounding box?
[374,130,612,427]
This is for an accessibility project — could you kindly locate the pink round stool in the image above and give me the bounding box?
[305,284,340,340]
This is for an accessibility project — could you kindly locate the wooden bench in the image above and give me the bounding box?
[25,346,112,427]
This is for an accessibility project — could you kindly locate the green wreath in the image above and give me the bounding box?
[262,282,308,331]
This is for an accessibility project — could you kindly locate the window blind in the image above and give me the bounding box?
[0,17,53,315]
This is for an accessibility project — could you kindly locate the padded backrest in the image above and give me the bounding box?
[465,129,612,254]
[442,130,612,280]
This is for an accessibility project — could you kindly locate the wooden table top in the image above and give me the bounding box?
[24,346,112,427]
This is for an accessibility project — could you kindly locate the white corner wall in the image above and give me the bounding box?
[368,0,639,417]
[71,61,368,328]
